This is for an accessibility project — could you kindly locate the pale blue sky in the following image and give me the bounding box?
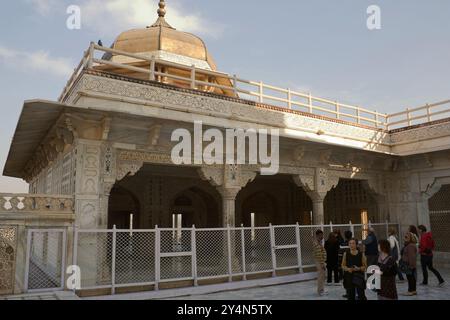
[1,0,450,192]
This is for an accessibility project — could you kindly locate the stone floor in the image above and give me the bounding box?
[169,269,450,300]
[2,270,448,301]
[0,291,80,301]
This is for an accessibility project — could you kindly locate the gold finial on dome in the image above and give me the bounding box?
[157,0,166,18]
[150,0,174,29]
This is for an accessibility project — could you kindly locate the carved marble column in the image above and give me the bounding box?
[217,186,241,227]
[293,167,335,226]
[74,140,106,229]
[199,165,257,227]
[312,199,325,226]
[73,140,110,285]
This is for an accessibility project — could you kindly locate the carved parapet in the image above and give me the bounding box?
[0,194,74,214]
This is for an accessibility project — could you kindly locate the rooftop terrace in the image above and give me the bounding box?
[59,43,450,131]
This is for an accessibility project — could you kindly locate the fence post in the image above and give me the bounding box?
[81,50,88,69]
[407,108,411,126]
[269,224,277,277]
[150,55,156,81]
[335,102,340,120]
[295,223,303,273]
[259,81,264,103]
[60,229,67,290]
[308,93,313,113]
[227,225,233,282]
[349,221,355,237]
[190,65,196,90]
[111,225,117,295]
[287,88,292,109]
[155,225,160,291]
[240,224,247,281]
[72,225,78,268]
[330,221,334,233]
[72,225,79,293]
[87,42,95,69]
[191,225,198,286]
[385,113,389,130]
[24,229,32,293]
[426,104,431,122]
[232,74,238,96]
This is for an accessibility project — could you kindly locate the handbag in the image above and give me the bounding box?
[352,272,366,289]
[399,260,413,276]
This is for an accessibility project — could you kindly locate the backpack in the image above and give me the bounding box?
[391,244,399,261]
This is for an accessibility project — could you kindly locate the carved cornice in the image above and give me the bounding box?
[22,113,80,181]
[293,167,387,199]
[115,149,173,182]
[74,74,391,146]
[117,150,172,164]
[390,122,450,144]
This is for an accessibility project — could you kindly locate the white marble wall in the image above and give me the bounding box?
[29,148,76,196]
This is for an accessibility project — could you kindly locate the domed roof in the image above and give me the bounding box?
[111,0,217,70]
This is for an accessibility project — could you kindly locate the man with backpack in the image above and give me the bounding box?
[388,227,405,282]
[363,227,379,267]
[418,225,445,287]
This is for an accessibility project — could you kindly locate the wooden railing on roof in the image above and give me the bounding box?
[59,42,450,131]
[386,99,450,130]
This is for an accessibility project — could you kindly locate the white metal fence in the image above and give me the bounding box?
[24,229,67,293]
[72,221,399,294]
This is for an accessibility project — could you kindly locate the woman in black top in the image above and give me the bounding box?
[377,239,398,300]
[335,229,345,246]
[342,238,368,300]
[325,232,340,284]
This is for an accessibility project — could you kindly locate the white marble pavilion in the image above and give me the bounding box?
[1,1,449,296]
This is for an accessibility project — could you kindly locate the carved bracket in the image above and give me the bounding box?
[198,165,257,189]
[116,161,144,182]
[198,166,223,187]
